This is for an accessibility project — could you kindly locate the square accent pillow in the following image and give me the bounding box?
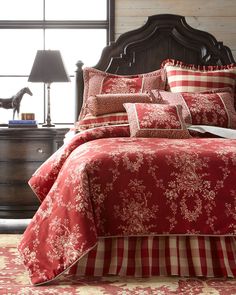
[86,92,161,116]
[162,59,236,107]
[80,67,166,119]
[123,103,191,138]
[151,89,236,128]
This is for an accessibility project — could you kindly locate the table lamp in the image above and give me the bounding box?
[28,50,70,127]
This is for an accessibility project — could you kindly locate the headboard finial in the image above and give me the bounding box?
[76,60,84,70]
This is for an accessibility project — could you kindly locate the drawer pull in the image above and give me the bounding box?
[37,148,43,154]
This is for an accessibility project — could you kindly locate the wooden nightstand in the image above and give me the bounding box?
[0,126,69,221]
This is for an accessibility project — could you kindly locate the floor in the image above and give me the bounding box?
[1,234,236,295]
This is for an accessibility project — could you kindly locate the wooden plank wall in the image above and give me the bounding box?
[115,0,236,61]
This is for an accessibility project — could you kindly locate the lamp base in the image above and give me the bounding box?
[42,122,55,127]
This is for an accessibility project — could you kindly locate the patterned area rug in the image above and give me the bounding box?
[0,235,235,295]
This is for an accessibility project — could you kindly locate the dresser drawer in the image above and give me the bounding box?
[0,161,42,182]
[0,205,39,219]
[0,140,53,161]
[0,184,40,206]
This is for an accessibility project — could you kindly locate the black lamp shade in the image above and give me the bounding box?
[28,50,70,83]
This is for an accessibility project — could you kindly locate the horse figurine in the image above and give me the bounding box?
[0,87,33,119]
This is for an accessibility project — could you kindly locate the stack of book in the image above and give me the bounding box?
[8,120,38,128]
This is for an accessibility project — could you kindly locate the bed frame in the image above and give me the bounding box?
[75,14,235,120]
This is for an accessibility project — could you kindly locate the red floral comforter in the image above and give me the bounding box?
[18,125,236,285]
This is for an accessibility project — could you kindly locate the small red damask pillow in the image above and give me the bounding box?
[123,103,191,138]
[151,90,236,128]
[80,67,166,119]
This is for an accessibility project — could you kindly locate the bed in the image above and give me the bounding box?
[18,14,236,285]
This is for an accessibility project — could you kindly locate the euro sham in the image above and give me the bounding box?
[80,67,166,119]
[162,59,236,107]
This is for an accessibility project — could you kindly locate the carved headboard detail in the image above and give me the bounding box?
[75,14,235,120]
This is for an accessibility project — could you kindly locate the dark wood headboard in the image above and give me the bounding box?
[75,14,235,121]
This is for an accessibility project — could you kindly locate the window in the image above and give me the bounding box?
[0,0,114,125]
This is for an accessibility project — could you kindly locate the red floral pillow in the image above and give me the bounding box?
[86,92,161,116]
[123,103,191,138]
[75,113,128,131]
[162,59,236,108]
[80,67,166,119]
[151,89,236,128]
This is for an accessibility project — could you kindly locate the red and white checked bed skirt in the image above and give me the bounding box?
[67,236,236,278]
